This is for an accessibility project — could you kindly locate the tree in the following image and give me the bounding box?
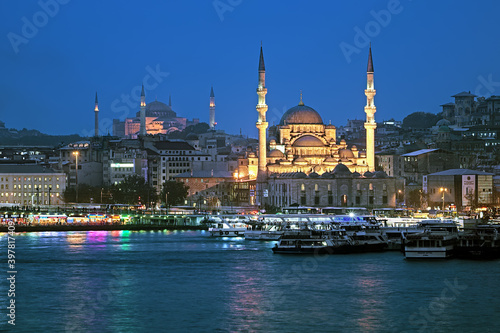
[110,175,158,206]
[62,184,106,203]
[402,112,441,129]
[161,180,189,207]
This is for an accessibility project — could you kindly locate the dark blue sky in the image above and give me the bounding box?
[1,0,500,137]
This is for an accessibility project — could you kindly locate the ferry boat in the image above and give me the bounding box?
[333,215,389,251]
[206,215,250,237]
[271,227,351,254]
[404,220,459,259]
[245,214,336,241]
[456,225,500,259]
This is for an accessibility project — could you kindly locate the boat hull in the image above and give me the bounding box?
[272,242,387,255]
[404,248,454,259]
[209,229,246,237]
[454,246,500,260]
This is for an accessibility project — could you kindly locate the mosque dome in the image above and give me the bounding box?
[323,156,338,164]
[436,119,451,127]
[293,135,325,147]
[339,149,354,160]
[294,157,308,164]
[268,149,285,158]
[332,163,352,176]
[145,100,176,118]
[279,104,323,125]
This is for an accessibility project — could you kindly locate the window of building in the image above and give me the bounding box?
[356,196,361,205]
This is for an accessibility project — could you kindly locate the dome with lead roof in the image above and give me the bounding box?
[279,104,323,125]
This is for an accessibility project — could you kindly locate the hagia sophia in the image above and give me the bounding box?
[112,91,199,138]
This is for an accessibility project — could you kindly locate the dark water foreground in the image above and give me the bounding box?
[0,230,499,332]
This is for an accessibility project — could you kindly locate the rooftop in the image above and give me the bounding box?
[175,170,232,178]
[0,164,63,174]
[428,169,493,176]
[401,148,439,157]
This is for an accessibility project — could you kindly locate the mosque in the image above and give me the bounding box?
[112,88,199,138]
[234,45,402,208]
[238,46,377,182]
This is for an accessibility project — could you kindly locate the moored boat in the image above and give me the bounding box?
[403,221,459,259]
[456,225,500,259]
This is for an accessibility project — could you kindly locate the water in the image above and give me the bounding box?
[1,230,499,332]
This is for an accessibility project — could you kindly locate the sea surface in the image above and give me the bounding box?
[1,230,500,333]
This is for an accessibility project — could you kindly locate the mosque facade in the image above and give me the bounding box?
[235,45,401,207]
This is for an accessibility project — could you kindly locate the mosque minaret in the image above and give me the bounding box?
[256,45,269,204]
[94,92,99,137]
[140,84,146,136]
[209,86,215,129]
[364,45,377,172]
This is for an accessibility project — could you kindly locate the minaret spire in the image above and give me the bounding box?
[256,43,268,207]
[364,45,377,171]
[209,86,216,129]
[94,92,99,137]
[140,84,146,136]
[367,43,374,73]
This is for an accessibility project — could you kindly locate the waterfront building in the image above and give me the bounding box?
[175,170,254,207]
[267,164,403,208]
[423,169,495,211]
[0,164,66,206]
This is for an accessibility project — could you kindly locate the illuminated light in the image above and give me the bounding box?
[94,105,99,112]
[110,163,135,168]
[349,212,355,217]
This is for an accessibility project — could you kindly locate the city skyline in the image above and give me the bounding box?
[2,0,500,137]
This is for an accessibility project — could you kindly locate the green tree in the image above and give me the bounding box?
[110,175,158,206]
[161,180,189,207]
[402,112,441,129]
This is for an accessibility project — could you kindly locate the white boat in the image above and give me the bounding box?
[404,220,459,259]
[206,215,250,237]
[272,227,351,254]
[332,215,389,250]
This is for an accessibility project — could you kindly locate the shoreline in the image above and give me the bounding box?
[0,224,208,233]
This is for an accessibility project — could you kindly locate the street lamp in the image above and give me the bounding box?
[440,187,447,213]
[73,151,79,203]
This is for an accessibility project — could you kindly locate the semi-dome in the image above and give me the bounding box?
[268,149,285,158]
[279,104,323,125]
[293,135,325,147]
[145,100,176,118]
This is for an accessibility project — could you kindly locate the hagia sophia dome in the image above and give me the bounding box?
[136,100,177,118]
